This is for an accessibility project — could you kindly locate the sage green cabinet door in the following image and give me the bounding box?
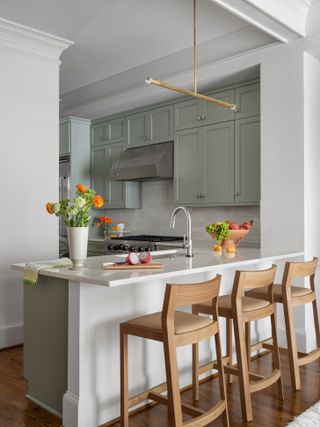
[235,82,260,119]
[202,122,235,204]
[91,145,107,206]
[234,116,260,203]
[127,112,147,147]
[59,122,70,155]
[147,105,173,144]
[105,117,127,144]
[174,128,202,204]
[203,89,235,125]
[174,99,203,131]
[106,143,126,208]
[92,122,108,145]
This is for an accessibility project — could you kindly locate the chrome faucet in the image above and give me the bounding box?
[170,206,193,257]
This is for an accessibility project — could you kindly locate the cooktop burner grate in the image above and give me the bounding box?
[110,235,184,242]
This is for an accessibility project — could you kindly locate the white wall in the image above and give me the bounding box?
[0,19,71,348]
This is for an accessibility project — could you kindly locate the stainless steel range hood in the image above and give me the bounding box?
[110,142,173,181]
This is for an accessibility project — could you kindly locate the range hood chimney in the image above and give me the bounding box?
[110,142,173,181]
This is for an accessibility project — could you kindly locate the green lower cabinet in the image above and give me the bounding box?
[91,142,140,209]
[234,116,260,203]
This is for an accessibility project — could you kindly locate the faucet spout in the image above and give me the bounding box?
[170,206,193,257]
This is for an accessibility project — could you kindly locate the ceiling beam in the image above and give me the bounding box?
[210,0,306,42]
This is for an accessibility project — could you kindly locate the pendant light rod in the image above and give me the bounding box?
[145,0,238,112]
[193,0,197,94]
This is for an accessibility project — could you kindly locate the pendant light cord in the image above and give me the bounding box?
[193,0,197,94]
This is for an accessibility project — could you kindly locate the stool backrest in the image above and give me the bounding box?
[162,275,221,325]
[282,257,318,290]
[232,265,277,305]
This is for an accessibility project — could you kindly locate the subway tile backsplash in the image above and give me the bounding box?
[90,180,260,247]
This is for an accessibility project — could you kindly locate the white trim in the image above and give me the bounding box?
[277,326,317,353]
[0,321,23,349]
[0,17,73,63]
[211,0,302,42]
[26,394,62,419]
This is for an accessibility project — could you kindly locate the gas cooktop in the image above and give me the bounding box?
[110,235,184,242]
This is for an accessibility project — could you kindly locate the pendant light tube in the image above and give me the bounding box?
[145,0,237,111]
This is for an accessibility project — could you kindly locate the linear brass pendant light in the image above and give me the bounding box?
[146,0,238,111]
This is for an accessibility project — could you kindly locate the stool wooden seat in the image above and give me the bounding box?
[193,265,283,423]
[120,275,229,427]
[246,257,320,391]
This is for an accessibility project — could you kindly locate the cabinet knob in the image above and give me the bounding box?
[197,116,201,121]
[234,192,239,196]
[115,172,119,177]
[143,136,148,141]
[201,115,206,120]
[103,136,109,140]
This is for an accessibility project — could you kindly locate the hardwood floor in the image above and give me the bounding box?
[0,346,319,426]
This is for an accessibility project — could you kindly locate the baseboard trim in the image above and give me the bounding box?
[277,325,316,354]
[26,393,62,419]
[0,321,23,349]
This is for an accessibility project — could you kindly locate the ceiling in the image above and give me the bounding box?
[0,0,275,97]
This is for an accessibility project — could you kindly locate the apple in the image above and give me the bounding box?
[241,222,251,230]
[229,222,240,230]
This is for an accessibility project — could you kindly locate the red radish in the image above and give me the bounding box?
[229,222,240,230]
[241,222,251,230]
[126,253,140,265]
[139,251,152,264]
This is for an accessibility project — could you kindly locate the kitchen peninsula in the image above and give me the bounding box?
[13,247,303,427]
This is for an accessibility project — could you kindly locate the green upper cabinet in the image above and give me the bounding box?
[174,128,202,204]
[127,105,173,148]
[174,98,203,131]
[203,89,235,125]
[174,89,235,131]
[201,122,235,204]
[234,116,260,203]
[91,141,140,209]
[147,105,173,144]
[59,122,70,155]
[92,117,127,146]
[235,82,260,119]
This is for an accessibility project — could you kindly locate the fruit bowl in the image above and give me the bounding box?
[207,220,253,250]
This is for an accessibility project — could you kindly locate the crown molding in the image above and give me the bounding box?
[60,26,275,117]
[0,17,73,63]
[211,0,303,42]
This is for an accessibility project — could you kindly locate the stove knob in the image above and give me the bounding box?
[138,246,144,252]
[119,244,125,251]
[114,245,121,251]
[107,245,114,250]
[123,245,130,252]
[146,247,152,252]
[129,246,135,252]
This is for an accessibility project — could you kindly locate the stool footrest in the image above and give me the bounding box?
[128,381,167,409]
[298,347,320,366]
[149,392,205,418]
[249,369,281,394]
[183,400,227,427]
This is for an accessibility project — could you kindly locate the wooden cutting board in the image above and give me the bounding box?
[103,263,163,270]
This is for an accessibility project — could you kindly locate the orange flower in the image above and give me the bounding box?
[94,195,104,208]
[99,215,106,223]
[46,202,54,215]
[106,217,112,224]
[76,183,87,194]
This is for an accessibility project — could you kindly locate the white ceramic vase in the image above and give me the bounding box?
[67,226,89,269]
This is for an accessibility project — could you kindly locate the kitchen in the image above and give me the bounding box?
[1,1,320,427]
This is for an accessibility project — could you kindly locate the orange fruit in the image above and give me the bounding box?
[213,244,222,252]
[226,246,236,254]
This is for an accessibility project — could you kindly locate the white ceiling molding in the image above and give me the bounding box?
[60,26,276,117]
[210,0,303,42]
[0,17,73,63]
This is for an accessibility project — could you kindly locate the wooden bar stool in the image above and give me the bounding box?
[246,257,320,391]
[193,265,283,423]
[120,275,229,427]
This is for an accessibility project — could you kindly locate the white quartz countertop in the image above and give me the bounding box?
[12,248,304,287]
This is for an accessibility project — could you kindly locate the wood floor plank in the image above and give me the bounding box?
[0,346,319,426]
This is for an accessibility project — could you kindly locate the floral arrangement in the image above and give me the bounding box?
[97,215,113,236]
[46,184,104,227]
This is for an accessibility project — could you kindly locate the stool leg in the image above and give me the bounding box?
[215,331,230,427]
[245,321,251,370]
[233,313,253,422]
[120,326,129,427]
[163,337,183,427]
[192,343,200,402]
[226,318,233,384]
[312,299,320,349]
[270,310,284,400]
[283,294,301,391]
